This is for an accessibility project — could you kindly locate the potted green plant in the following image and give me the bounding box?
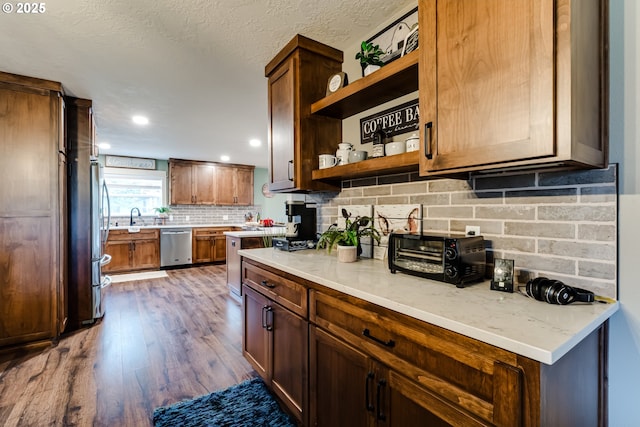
[355,41,385,77]
[154,206,171,218]
[317,208,381,262]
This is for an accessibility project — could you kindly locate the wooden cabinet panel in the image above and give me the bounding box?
[265,35,343,192]
[192,228,231,263]
[169,161,194,205]
[193,163,216,204]
[241,259,309,423]
[242,261,307,316]
[169,159,253,206]
[419,0,608,175]
[242,284,270,378]
[102,229,159,273]
[0,72,65,347]
[309,326,371,427]
[103,240,131,273]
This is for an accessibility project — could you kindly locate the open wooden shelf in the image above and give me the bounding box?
[310,50,419,119]
[311,151,419,181]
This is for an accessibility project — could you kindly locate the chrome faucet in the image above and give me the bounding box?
[130,207,141,226]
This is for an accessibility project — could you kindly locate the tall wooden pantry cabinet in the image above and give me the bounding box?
[0,71,67,347]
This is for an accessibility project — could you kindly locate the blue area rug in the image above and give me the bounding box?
[153,377,297,427]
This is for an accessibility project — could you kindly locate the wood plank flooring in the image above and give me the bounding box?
[0,265,255,426]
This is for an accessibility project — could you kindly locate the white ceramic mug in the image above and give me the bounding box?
[318,154,338,169]
[336,148,351,165]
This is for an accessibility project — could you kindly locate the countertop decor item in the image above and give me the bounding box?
[317,208,380,260]
[326,72,348,95]
[356,41,385,76]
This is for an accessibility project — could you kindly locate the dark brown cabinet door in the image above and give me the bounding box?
[271,301,308,421]
[268,58,296,191]
[193,235,214,263]
[234,167,254,205]
[215,166,236,205]
[0,74,65,347]
[309,326,371,427]
[242,285,270,379]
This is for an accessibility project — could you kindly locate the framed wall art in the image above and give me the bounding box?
[365,6,418,65]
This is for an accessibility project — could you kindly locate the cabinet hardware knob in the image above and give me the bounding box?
[261,305,269,329]
[362,328,395,348]
[287,160,294,181]
[424,121,433,160]
[261,280,276,289]
[365,372,375,412]
[265,306,274,331]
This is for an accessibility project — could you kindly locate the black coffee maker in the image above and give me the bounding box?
[273,201,317,251]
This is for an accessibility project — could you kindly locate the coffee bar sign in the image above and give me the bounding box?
[360,99,419,144]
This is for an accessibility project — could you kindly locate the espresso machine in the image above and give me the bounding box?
[273,201,317,251]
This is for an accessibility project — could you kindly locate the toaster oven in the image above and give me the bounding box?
[388,233,486,287]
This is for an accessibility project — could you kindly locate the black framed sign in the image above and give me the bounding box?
[360,99,419,144]
[366,6,419,65]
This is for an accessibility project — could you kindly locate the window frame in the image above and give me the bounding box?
[103,167,167,216]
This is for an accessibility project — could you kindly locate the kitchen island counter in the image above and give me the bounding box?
[238,247,618,365]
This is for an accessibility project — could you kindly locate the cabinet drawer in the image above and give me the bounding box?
[108,228,159,241]
[193,227,231,237]
[309,289,523,426]
[242,261,307,318]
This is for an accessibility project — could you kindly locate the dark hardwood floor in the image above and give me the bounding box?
[0,265,255,427]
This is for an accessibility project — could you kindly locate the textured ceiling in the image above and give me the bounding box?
[0,0,413,168]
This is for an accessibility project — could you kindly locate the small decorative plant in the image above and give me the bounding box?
[355,41,385,74]
[317,208,381,255]
[154,206,171,217]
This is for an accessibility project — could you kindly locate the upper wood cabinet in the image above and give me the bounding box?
[169,159,254,206]
[0,71,66,347]
[419,0,608,175]
[265,34,343,192]
[216,165,254,206]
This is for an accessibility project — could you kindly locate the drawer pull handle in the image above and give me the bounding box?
[362,328,395,348]
[376,379,387,421]
[365,372,374,412]
[424,121,433,159]
[260,280,275,288]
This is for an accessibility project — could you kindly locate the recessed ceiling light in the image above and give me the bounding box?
[249,138,261,147]
[97,142,111,149]
[220,155,230,162]
[132,115,149,125]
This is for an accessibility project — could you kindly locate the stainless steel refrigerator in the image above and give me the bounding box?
[67,97,111,330]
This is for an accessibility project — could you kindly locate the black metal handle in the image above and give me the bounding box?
[261,305,268,329]
[365,372,375,412]
[424,121,433,159]
[376,379,387,421]
[265,306,274,331]
[287,160,294,181]
[231,240,236,247]
[362,329,395,348]
[261,280,276,289]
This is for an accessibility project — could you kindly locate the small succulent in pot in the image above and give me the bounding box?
[355,41,385,76]
[317,208,381,255]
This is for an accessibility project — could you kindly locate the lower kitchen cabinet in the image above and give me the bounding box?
[241,261,308,423]
[226,236,264,296]
[241,258,606,427]
[193,227,232,263]
[103,229,160,273]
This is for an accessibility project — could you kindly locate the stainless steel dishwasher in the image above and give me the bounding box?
[160,228,193,267]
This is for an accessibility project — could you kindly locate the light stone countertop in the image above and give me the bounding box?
[238,247,619,365]
[224,227,287,238]
[110,223,244,231]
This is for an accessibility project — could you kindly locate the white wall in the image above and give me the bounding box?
[608,0,640,424]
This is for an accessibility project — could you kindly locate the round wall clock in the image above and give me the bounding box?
[261,183,274,198]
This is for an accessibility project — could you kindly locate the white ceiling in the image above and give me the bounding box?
[0,0,413,168]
